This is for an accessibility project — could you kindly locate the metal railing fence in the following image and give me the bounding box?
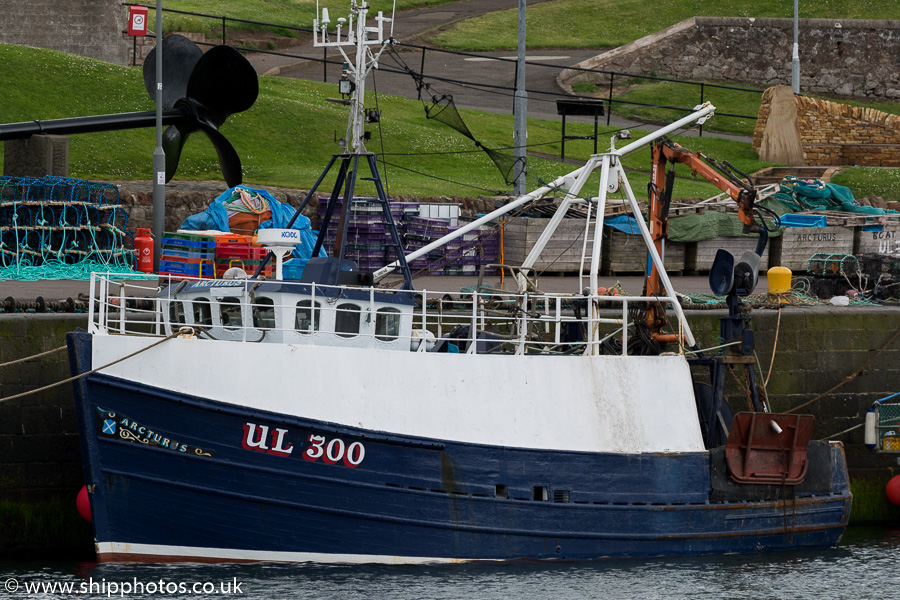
[121,3,761,137]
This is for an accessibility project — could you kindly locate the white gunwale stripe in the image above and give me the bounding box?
[97,542,489,565]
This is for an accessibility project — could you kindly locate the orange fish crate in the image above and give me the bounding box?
[214,258,273,278]
[215,243,268,260]
[214,234,254,245]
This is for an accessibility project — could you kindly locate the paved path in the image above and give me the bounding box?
[243,0,751,142]
[245,0,599,121]
[246,0,554,78]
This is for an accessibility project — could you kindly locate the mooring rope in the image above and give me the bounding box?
[764,306,782,386]
[823,422,864,440]
[785,327,900,414]
[0,344,67,368]
[0,329,185,404]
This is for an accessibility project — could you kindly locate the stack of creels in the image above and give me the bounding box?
[0,175,131,270]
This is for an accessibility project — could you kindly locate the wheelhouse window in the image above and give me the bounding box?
[219,297,243,330]
[192,298,212,327]
[335,303,361,338]
[295,300,321,334]
[375,307,401,341]
[168,300,186,325]
[253,297,275,330]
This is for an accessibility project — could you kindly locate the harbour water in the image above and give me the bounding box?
[1,527,897,599]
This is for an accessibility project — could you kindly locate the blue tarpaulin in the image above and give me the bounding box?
[605,214,642,234]
[180,185,326,269]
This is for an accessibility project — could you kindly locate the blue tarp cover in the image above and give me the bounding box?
[772,176,896,216]
[180,185,326,268]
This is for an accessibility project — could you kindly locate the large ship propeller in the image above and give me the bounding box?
[143,36,259,186]
[0,35,259,187]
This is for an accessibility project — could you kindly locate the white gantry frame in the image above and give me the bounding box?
[374,103,717,352]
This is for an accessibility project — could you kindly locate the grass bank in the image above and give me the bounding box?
[586,79,900,139]
[0,44,779,201]
[147,0,453,38]
[429,0,900,51]
[3,44,899,201]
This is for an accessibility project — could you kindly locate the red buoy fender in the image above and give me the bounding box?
[76,485,92,522]
[887,475,900,506]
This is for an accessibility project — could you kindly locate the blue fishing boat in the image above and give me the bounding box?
[65,2,850,563]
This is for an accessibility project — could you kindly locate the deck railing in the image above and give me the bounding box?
[89,273,687,356]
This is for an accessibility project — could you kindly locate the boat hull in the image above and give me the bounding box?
[68,331,851,563]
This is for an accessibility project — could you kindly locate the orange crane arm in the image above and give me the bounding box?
[642,137,760,340]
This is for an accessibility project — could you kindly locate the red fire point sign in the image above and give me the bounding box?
[128,6,149,36]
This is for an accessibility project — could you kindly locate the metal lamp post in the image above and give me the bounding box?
[791,0,800,94]
[152,0,166,271]
[513,0,527,196]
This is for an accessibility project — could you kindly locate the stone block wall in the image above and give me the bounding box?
[560,18,900,101]
[752,86,900,167]
[0,314,96,557]
[0,0,130,65]
[109,179,504,234]
[0,315,87,504]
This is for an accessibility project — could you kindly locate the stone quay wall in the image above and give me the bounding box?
[560,18,900,101]
[0,315,94,559]
[0,0,129,66]
[688,307,900,523]
[752,87,900,167]
[108,179,502,233]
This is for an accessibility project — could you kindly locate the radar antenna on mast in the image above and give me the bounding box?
[314,0,394,154]
[283,1,414,288]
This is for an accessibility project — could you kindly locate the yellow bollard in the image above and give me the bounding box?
[767,265,792,301]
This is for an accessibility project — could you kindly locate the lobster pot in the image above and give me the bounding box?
[690,236,771,273]
[856,222,900,258]
[778,226,854,272]
[602,229,684,275]
[875,403,900,452]
[502,218,596,273]
[857,253,900,285]
[806,253,859,278]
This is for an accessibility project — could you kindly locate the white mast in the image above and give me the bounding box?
[314,1,393,154]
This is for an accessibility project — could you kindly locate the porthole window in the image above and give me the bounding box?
[192,298,212,327]
[219,297,243,330]
[253,297,275,330]
[375,307,401,341]
[335,303,361,338]
[295,300,321,333]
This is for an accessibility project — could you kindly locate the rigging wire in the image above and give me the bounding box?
[379,160,505,195]
[383,49,594,106]
[371,68,391,197]
[380,138,566,157]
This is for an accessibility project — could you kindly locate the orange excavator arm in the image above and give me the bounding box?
[645,137,758,298]
[642,137,760,340]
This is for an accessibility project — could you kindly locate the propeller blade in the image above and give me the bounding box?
[186,45,259,122]
[196,117,243,187]
[161,124,188,183]
[143,35,203,108]
[3,35,257,186]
